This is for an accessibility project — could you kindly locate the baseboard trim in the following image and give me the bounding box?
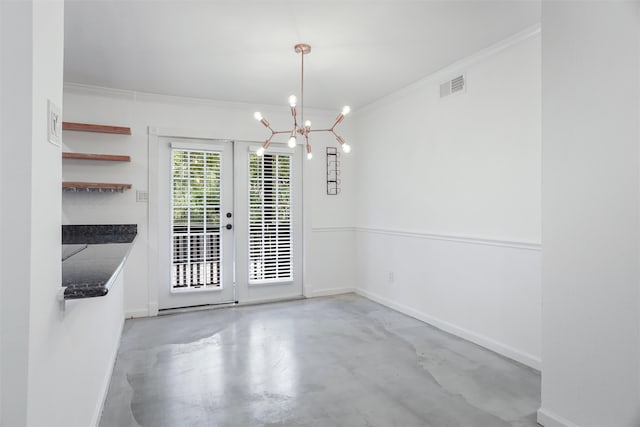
[147,301,159,317]
[91,316,125,427]
[354,288,541,370]
[310,287,356,297]
[125,308,149,319]
[537,408,579,427]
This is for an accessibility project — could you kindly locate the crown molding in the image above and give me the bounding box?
[63,82,337,117]
[355,23,541,116]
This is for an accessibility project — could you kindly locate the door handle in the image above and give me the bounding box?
[226,224,233,230]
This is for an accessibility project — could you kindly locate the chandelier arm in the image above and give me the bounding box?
[305,134,312,159]
[290,106,298,129]
[259,117,272,130]
[261,134,274,150]
[307,128,334,133]
[331,114,345,130]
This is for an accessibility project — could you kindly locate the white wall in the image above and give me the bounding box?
[539,2,640,426]
[62,86,357,316]
[355,29,541,242]
[306,122,357,297]
[1,1,34,424]
[1,2,130,426]
[352,28,542,368]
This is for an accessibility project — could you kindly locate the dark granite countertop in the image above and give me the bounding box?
[62,225,137,300]
[63,224,137,244]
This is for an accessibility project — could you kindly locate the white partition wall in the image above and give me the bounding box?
[539,2,640,426]
[0,2,36,424]
[1,3,133,426]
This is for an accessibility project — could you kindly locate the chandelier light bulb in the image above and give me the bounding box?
[288,95,297,107]
[342,143,351,153]
[288,137,297,148]
[304,120,311,128]
[307,152,313,160]
[254,112,263,121]
[256,147,265,156]
[342,106,351,116]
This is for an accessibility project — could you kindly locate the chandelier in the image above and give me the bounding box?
[253,43,351,160]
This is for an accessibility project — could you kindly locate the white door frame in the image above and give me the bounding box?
[147,127,312,316]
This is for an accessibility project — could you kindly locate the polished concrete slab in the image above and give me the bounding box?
[99,294,540,427]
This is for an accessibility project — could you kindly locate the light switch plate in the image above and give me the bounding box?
[47,99,62,146]
[136,190,149,203]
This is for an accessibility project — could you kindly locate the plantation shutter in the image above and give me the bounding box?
[171,149,222,289]
[248,152,293,283]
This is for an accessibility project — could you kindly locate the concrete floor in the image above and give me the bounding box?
[99,294,541,427]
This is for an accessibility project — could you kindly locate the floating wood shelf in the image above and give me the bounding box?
[62,182,132,193]
[62,152,131,162]
[62,122,131,135]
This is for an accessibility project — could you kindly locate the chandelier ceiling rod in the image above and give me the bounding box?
[254,43,351,160]
[300,43,306,130]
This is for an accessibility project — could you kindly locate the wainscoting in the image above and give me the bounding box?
[308,227,541,370]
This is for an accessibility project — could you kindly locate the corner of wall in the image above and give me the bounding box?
[536,408,579,427]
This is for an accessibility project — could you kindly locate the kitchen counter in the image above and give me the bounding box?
[62,224,137,300]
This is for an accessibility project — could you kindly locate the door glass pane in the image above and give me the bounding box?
[171,149,222,289]
[248,153,293,283]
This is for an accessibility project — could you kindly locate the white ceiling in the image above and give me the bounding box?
[64,0,540,110]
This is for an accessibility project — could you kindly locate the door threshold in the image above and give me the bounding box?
[158,301,236,316]
[235,295,306,307]
[158,295,306,316]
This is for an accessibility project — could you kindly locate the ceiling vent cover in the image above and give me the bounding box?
[440,74,466,98]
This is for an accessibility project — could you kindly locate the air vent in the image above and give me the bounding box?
[451,75,465,93]
[440,74,466,98]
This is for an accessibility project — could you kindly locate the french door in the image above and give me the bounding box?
[154,137,302,310]
[156,139,235,309]
[234,141,303,304]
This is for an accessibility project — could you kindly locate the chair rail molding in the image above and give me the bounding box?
[355,226,541,251]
